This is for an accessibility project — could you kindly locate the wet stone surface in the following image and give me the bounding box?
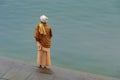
[0,57,119,80]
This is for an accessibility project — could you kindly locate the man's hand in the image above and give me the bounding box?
[36,42,41,50]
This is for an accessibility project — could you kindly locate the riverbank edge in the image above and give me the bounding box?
[0,56,119,80]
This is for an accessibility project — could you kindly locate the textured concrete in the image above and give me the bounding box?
[0,57,119,80]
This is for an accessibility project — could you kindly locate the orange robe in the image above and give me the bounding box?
[34,23,52,66]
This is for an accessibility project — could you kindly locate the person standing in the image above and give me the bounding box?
[34,15,52,68]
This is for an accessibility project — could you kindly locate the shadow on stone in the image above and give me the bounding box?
[38,68,54,74]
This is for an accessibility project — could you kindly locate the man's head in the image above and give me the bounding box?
[40,15,48,23]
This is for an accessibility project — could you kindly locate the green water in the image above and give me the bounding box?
[0,0,120,78]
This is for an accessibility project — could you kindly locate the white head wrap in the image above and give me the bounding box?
[40,15,48,23]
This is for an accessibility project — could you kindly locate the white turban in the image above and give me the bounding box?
[40,15,48,23]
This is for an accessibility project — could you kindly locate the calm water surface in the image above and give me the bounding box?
[0,0,120,78]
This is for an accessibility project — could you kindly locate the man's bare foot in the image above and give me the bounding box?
[43,66,47,68]
[39,65,42,68]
